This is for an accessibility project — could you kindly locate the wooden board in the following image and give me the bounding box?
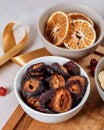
[2,46,104,130]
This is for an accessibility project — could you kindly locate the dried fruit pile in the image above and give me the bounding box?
[21,61,88,114]
[45,11,96,50]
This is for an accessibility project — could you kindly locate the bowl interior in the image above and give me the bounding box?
[38,2,104,49]
[14,56,90,117]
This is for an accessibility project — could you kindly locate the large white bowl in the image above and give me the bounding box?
[95,57,104,101]
[37,2,104,60]
[14,56,90,123]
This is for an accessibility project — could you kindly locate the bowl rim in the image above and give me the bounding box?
[95,57,104,94]
[14,56,90,117]
[37,2,104,52]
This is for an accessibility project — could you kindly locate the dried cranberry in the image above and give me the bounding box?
[0,87,7,96]
[90,58,98,76]
[90,58,98,67]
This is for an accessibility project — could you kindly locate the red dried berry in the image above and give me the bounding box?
[0,87,7,96]
[90,58,98,67]
[90,58,98,76]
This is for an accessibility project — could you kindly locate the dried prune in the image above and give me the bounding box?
[26,62,46,77]
[34,76,44,81]
[67,75,88,95]
[26,96,40,108]
[66,80,83,102]
[44,65,56,76]
[63,61,80,75]
[26,96,53,113]
[22,78,45,97]
[36,106,54,113]
[51,87,72,113]
[39,89,55,107]
[52,62,69,79]
[49,74,65,89]
[66,80,81,94]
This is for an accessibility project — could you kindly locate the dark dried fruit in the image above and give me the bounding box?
[39,89,55,107]
[0,87,7,96]
[22,78,45,97]
[52,62,69,79]
[67,75,88,95]
[26,96,40,108]
[26,96,53,113]
[44,65,56,76]
[34,76,44,81]
[90,58,98,67]
[51,87,72,113]
[36,106,53,113]
[66,80,83,102]
[66,81,81,94]
[63,61,80,75]
[49,74,65,89]
[90,58,98,76]
[26,62,46,78]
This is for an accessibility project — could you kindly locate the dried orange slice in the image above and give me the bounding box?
[68,13,94,26]
[46,11,69,46]
[64,20,96,50]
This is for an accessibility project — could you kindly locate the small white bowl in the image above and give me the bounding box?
[37,2,104,60]
[95,57,104,101]
[14,56,90,123]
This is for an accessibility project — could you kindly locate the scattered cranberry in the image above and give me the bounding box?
[90,58,98,76]
[90,58,98,67]
[0,87,7,96]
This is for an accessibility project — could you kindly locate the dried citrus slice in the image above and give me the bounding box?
[46,11,69,46]
[68,13,94,26]
[64,20,96,50]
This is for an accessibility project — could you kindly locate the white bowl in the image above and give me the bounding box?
[37,2,104,60]
[14,56,90,123]
[95,57,104,101]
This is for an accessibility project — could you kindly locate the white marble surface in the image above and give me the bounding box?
[0,0,104,129]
